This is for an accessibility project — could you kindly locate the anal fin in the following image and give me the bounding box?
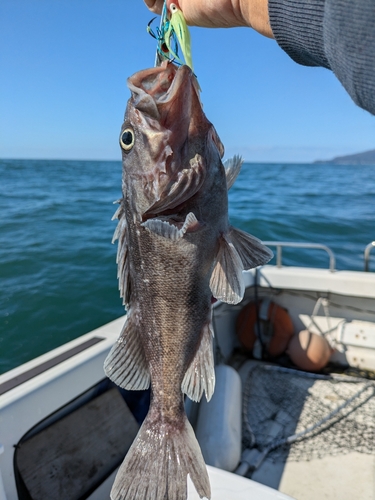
[182,320,215,402]
[104,314,150,391]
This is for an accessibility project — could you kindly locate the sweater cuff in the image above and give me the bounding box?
[269,0,330,69]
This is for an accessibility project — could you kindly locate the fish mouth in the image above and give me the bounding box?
[128,62,200,127]
[156,64,195,102]
[127,64,207,231]
[129,61,193,101]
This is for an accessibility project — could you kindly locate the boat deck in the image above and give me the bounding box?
[1,265,375,499]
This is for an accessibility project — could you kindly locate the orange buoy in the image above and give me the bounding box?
[236,300,294,358]
[287,329,332,372]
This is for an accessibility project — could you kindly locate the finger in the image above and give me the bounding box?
[175,0,246,28]
[143,0,163,14]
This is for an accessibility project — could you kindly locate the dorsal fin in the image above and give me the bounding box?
[104,313,150,391]
[112,205,131,307]
[114,215,131,307]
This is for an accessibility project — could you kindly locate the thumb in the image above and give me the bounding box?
[143,0,164,14]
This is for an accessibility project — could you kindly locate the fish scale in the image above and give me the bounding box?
[133,232,212,397]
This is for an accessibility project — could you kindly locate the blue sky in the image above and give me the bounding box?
[1,1,374,162]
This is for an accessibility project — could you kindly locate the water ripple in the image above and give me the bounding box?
[1,160,374,373]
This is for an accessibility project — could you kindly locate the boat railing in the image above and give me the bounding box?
[262,241,336,272]
[364,241,375,272]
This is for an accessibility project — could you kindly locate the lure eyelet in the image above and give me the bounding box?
[120,128,135,151]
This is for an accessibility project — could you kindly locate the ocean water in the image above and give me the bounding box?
[1,159,374,375]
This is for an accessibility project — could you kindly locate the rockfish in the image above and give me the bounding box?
[104,61,272,500]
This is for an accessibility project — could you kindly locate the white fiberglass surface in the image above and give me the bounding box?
[187,466,295,499]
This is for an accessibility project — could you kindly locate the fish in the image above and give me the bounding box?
[104,60,272,500]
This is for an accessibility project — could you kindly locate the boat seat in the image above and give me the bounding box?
[14,383,139,500]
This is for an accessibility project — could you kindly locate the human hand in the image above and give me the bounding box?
[144,0,273,38]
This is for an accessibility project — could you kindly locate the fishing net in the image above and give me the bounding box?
[242,363,375,463]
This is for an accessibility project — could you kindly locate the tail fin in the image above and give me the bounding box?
[110,413,210,500]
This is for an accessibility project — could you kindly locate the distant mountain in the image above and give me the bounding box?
[314,149,375,165]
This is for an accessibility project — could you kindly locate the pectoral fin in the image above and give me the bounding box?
[104,313,150,391]
[182,319,215,402]
[209,234,244,305]
[223,154,243,190]
[144,154,205,216]
[230,226,273,269]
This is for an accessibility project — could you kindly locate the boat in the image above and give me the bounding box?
[1,241,375,500]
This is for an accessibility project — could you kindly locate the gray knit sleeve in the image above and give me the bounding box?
[268,0,375,115]
[268,0,329,68]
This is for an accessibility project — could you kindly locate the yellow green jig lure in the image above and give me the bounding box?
[165,4,193,70]
[147,1,194,70]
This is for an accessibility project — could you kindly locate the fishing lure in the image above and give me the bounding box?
[147,1,193,70]
[165,3,193,70]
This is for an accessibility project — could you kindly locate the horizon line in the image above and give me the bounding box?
[1,157,321,165]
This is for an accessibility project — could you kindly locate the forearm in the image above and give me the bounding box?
[241,0,273,38]
[268,0,328,67]
[268,0,375,115]
[144,0,375,115]
[144,0,273,36]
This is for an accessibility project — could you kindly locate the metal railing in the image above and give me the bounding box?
[262,241,336,272]
[364,241,375,272]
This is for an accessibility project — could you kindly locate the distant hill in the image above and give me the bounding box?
[314,149,375,165]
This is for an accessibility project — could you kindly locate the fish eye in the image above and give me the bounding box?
[120,128,135,151]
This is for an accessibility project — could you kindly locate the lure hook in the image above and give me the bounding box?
[154,1,170,66]
[147,17,158,40]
